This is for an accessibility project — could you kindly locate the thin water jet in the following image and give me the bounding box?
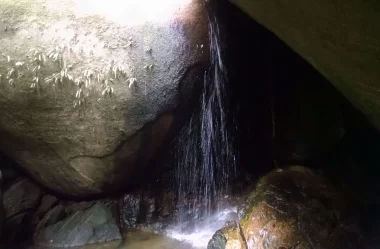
[171,1,237,246]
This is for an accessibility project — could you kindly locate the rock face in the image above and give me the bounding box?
[2,178,42,242]
[3,179,42,220]
[0,0,209,197]
[0,170,3,238]
[230,0,380,133]
[210,166,349,249]
[34,203,121,247]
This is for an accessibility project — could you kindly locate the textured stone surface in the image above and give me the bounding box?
[208,231,227,249]
[2,178,42,242]
[213,166,350,249]
[31,195,59,228]
[34,204,65,236]
[3,178,42,219]
[0,169,3,238]
[230,0,380,132]
[0,0,209,197]
[34,203,121,247]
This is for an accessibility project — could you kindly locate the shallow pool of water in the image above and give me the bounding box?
[166,206,237,248]
[32,207,237,249]
[34,231,195,249]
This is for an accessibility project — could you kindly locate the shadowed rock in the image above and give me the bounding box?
[230,0,380,133]
[34,203,121,248]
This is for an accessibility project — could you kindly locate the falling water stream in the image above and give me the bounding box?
[30,4,236,249]
[176,2,235,215]
[167,4,238,248]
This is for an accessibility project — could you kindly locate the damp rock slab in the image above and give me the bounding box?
[34,203,122,248]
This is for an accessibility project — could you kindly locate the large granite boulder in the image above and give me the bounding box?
[0,0,209,197]
[229,0,380,133]
[208,166,357,249]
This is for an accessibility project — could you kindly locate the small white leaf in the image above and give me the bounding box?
[128,77,136,88]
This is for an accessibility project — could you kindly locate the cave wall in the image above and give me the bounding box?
[230,0,380,132]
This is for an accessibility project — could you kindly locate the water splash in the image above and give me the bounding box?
[174,4,236,223]
[166,206,238,249]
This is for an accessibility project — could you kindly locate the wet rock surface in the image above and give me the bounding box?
[35,204,65,236]
[2,178,43,242]
[3,179,42,219]
[31,195,59,228]
[120,189,177,232]
[31,230,195,249]
[211,166,366,249]
[0,169,4,238]
[208,231,227,249]
[34,203,121,248]
[208,222,238,249]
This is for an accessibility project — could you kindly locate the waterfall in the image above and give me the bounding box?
[174,3,236,224]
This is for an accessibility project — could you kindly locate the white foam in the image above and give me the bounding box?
[166,207,237,248]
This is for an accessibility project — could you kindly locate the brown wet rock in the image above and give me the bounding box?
[211,166,354,249]
[209,221,247,249]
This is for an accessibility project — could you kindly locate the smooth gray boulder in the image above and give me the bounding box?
[0,0,209,197]
[34,203,121,247]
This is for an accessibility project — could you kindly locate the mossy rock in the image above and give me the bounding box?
[212,166,364,249]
